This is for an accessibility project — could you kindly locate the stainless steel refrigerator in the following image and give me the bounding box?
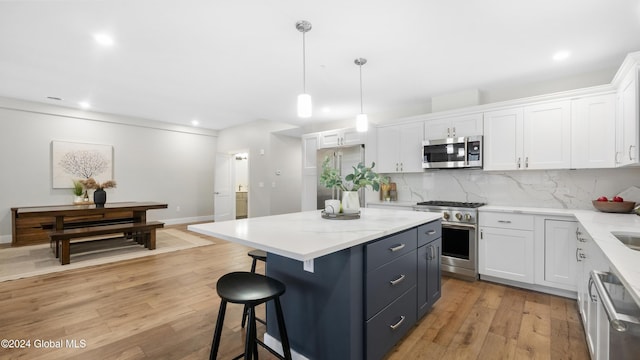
[316,144,365,210]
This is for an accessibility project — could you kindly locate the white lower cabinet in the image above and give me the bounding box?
[479,212,534,283]
[534,217,578,291]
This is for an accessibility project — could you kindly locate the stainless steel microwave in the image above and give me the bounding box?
[422,135,482,169]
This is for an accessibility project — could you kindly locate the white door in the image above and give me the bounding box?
[214,153,235,221]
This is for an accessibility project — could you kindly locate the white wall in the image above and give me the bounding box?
[217,119,301,217]
[270,133,302,215]
[0,98,217,243]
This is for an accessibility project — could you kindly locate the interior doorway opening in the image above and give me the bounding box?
[234,152,249,219]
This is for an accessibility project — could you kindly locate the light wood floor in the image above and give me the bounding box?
[0,226,589,360]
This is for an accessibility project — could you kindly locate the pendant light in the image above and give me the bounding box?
[296,20,312,118]
[355,58,368,132]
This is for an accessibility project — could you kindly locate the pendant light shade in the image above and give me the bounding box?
[355,58,368,132]
[296,20,312,118]
[297,93,312,118]
[356,113,368,132]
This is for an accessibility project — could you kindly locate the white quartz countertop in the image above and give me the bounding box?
[188,208,441,261]
[480,204,640,306]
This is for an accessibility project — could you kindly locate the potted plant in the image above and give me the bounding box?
[72,180,84,204]
[319,156,387,214]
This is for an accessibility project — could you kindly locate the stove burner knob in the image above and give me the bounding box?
[455,212,462,220]
[464,213,472,221]
[443,212,450,220]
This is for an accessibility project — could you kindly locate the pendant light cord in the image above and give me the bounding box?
[302,31,306,93]
[359,64,364,113]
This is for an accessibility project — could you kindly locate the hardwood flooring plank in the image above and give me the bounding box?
[516,300,552,359]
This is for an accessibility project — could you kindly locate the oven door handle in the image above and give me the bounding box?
[442,222,477,231]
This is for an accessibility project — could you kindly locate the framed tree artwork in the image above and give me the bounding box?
[51,140,114,189]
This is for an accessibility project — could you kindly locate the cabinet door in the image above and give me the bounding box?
[523,100,571,169]
[342,128,366,147]
[451,113,483,138]
[616,68,639,166]
[424,118,451,140]
[479,226,534,283]
[318,130,341,148]
[543,220,577,290]
[417,238,441,319]
[377,126,400,173]
[483,108,523,170]
[397,122,425,172]
[571,94,616,168]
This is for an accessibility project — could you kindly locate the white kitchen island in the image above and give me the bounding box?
[189,208,442,360]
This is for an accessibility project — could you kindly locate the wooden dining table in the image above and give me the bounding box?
[11,201,168,247]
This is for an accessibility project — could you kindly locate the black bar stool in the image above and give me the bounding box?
[210,271,292,360]
[242,250,267,328]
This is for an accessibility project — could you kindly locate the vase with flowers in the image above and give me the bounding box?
[80,178,117,207]
[319,156,387,214]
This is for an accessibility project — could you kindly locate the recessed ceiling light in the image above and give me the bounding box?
[93,33,114,47]
[79,101,91,109]
[191,120,200,126]
[552,51,570,61]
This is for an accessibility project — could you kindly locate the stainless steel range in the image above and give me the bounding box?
[413,201,485,281]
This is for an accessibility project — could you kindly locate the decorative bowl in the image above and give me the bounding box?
[592,200,636,213]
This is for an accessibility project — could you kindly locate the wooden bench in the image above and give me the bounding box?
[49,221,165,265]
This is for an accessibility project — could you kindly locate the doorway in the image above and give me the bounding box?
[234,152,249,219]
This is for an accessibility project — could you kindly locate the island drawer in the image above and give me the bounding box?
[417,220,441,247]
[366,228,417,272]
[366,286,417,360]
[366,250,417,319]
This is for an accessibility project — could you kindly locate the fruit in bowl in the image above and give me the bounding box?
[592,196,635,213]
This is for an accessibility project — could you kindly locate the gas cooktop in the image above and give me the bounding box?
[416,201,485,208]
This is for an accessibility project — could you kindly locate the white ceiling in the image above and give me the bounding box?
[1,0,639,131]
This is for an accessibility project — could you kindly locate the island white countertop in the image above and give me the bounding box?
[480,205,640,306]
[188,208,441,261]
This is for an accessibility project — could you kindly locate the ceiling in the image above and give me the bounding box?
[1,0,639,131]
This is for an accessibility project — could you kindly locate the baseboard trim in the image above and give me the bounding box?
[480,275,577,299]
[263,333,309,360]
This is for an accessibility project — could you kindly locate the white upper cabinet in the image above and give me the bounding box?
[483,100,571,170]
[318,128,365,149]
[424,113,483,140]
[483,108,523,171]
[615,66,639,166]
[377,122,424,173]
[523,100,571,169]
[571,94,616,169]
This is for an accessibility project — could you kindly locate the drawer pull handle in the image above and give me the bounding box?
[497,220,512,224]
[389,244,405,252]
[389,315,406,330]
[426,230,436,235]
[389,274,406,286]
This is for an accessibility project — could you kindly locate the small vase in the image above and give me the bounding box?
[93,188,107,207]
[341,191,360,214]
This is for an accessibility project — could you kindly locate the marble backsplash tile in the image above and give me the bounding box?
[386,167,640,209]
